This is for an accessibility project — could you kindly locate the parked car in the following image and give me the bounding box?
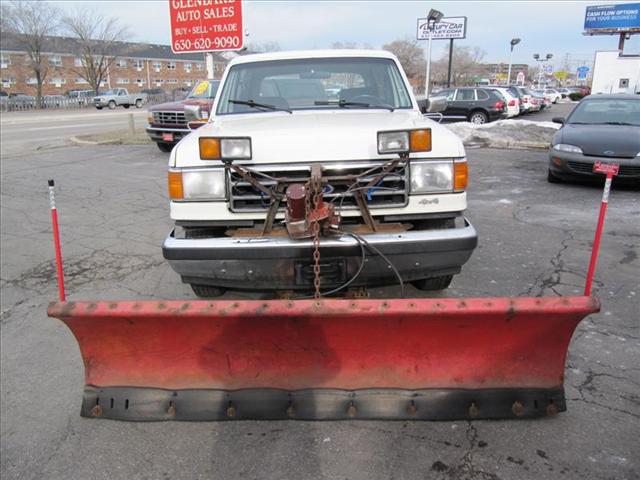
[556,87,571,98]
[7,93,36,108]
[531,91,551,110]
[540,88,562,104]
[487,87,520,117]
[547,94,639,185]
[426,87,507,124]
[92,88,147,110]
[513,86,536,113]
[568,86,591,96]
[146,79,220,152]
[43,95,67,108]
[67,89,94,106]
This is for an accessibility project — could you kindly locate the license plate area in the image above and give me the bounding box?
[162,132,174,142]
[294,258,347,286]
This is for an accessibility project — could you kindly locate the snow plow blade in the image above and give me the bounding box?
[48,296,599,421]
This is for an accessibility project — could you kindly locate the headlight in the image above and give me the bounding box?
[410,161,454,193]
[168,169,226,201]
[199,137,252,160]
[378,129,432,154]
[553,144,583,154]
[147,114,154,124]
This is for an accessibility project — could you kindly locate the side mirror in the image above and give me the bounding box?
[423,96,447,114]
[552,117,565,124]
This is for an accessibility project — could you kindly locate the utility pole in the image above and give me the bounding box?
[506,38,520,85]
[446,38,454,88]
[424,8,443,97]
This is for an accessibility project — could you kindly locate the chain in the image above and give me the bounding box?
[311,174,322,300]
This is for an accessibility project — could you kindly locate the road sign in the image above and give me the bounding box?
[544,64,554,74]
[577,65,590,79]
[584,3,640,33]
[516,71,525,84]
[417,16,467,40]
[169,0,244,53]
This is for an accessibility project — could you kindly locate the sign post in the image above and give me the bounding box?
[584,162,619,296]
[417,16,467,92]
[168,0,244,78]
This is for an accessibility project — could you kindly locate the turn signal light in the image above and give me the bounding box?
[410,129,432,152]
[199,137,221,160]
[454,161,468,191]
[168,171,183,200]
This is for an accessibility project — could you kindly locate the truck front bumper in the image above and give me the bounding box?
[162,219,478,291]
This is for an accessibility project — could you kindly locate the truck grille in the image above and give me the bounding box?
[229,161,409,212]
[152,111,187,126]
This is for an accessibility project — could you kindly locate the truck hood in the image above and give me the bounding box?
[172,109,465,167]
[149,98,212,112]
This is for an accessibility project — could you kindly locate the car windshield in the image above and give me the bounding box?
[216,57,413,115]
[567,99,640,126]
[188,80,220,99]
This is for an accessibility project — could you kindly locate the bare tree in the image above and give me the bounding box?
[61,8,129,95]
[3,1,60,106]
[382,38,426,82]
[245,41,281,53]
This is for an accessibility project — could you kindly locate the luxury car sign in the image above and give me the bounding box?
[417,16,467,40]
[169,0,244,53]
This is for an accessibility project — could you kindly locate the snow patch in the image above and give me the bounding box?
[444,119,561,150]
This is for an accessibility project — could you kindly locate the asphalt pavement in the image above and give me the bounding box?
[0,108,149,156]
[1,129,638,480]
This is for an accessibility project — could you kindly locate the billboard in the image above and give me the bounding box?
[584,3,640,33]
[169,0,244,53]
[417,17,467,40]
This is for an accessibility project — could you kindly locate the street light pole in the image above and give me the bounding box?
[424,8,443,98]
[506,38,520,86]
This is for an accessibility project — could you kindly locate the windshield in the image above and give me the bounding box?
[567,99,640,126]
[188,80,220,99]
[216,57,413,115]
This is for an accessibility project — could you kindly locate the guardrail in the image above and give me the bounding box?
[0,91,189,113]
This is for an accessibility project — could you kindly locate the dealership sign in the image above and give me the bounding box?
[577,66,590,79]
[169,0,244,53]
[584,3,640,32]
[417,16,467,40]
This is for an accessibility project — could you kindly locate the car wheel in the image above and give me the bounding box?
[469,111,488,124]
[547,169,562,183]
[412,275,453,291]
[96,106,103,110]
[190,284,226,298]
[156,142,174,153]
[135,99,143,108]
[123,104,130,109]
[108,100,116,110]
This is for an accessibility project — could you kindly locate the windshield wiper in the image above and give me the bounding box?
[229,99,292,114]
[314,99,395,111]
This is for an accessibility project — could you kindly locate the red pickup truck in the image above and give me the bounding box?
[146,79,220,152]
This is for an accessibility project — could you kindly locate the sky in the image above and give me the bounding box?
[50,0,640,67]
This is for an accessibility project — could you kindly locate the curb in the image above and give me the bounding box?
[69,136,121,146]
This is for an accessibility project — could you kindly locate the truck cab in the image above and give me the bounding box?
[162,50,477,297]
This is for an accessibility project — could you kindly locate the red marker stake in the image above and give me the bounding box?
[584,163,619,296]
[48,180,66,301]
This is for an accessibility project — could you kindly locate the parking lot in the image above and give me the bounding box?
[1,122,638,479]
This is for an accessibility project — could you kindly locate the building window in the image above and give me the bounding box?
[1,77,13,87]
[49,77,66,85]
[75,77,89,84]
[115,58,127,68]
[184,80,193,87]
[99,80,107,87]
[136,78,146,86]
[50,55,62,67]
[74,57,83,67]
[152,61,162,71]
[196,63,204,71]
[116,78,130,84]
[133,59,144,70]
[167,61,176,70]
[0,54,10,69]
[26,77,37,85]
[167,78,178,84]
[154,79,163,86]
[183,62,192,72]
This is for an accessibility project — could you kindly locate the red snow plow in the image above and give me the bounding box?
[46,163,617,421]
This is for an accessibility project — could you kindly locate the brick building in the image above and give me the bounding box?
[0,33,227,95]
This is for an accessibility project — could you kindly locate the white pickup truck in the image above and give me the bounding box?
[162,50,477,297]
[92,88,147,110]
